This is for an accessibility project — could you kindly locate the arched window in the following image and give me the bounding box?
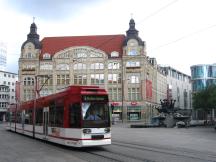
[24,77,34,86]
[110,51,119,57]
[43,53,51,59]
[27,53,33,58]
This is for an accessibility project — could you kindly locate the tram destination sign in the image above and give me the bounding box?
[82,95,108,102]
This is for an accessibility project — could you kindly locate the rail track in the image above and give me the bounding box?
[76,140,216,162]
[2,124,216,162]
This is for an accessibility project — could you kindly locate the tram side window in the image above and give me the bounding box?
[69,103,81,128]
[49,103,55,126]
[36,108,43,125]
[5,112,10,122]
[55,105,64,127]
[49,102,64,127]
[11,112,15,122]
[16,111,22,123]
[25,110,33,124]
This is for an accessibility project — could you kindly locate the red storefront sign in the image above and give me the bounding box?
[131,102,137,106]
[146,79,152,99]
[111,102,119,106]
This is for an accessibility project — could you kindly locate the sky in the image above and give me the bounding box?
[0,0,216,75]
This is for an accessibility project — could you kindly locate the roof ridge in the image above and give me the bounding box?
[42,34,125,40]
[40,34,125,57]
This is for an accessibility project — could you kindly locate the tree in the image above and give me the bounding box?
[193,85,216,122]
[209,85,216,109]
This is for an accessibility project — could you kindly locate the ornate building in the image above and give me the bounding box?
[19,19,167,122]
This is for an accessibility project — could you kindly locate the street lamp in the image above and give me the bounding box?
[121,58,124,123]
[33,75,51,138]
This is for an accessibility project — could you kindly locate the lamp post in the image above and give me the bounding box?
[15,81,21,133]
[33,75,50,138]
[121,78,124,123]
[121,57,124,123]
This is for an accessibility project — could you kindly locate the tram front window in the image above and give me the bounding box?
[82,102,110,128]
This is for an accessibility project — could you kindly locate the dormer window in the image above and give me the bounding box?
[111,51,119,57]
[43,53,51,59]
[128,49,137,56]
[28,45,32,50]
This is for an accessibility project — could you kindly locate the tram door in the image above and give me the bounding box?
[43,107,49,138]
[22,110,25,132]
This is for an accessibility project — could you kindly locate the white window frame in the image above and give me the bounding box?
[126,61,140,67]
[108,62,120,69]
[43,53,51,59]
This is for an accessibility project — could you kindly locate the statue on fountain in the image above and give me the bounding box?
[153,99,190,128]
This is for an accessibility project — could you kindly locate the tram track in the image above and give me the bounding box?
[10,133,216,162]
[85,147,153,162]
[29,139,152,162]
[2,124,216,162]
[3,128,149,162]
[111,140,216,162]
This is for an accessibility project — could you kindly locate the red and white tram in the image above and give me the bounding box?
[6,86,111,147]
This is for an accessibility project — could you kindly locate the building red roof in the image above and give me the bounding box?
[40,35,125,57]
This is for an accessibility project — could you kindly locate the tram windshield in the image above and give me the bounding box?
[82,102,110,128]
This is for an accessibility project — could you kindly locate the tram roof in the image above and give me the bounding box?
[17,85,108,110]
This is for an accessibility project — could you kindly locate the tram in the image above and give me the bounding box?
[6,86,111,147]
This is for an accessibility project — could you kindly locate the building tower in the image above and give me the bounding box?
[121,19,160,121]
[19,22,41,101]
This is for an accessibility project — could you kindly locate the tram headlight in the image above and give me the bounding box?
[83,129,91,134]
[104,127,110,133]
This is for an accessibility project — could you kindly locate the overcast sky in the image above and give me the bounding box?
[1,0,216,75]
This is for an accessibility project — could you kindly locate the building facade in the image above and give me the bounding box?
[0,42,7,71]
[190,64,216,92]
[0,85,9,121]
[19,19,168,122]
[190,64,216,119]
[156,65,167,106]
[0,70,18,121]
[159,66,192,111]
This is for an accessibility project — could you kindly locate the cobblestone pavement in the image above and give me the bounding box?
[1,122,216,162]
[112,122,216,154]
